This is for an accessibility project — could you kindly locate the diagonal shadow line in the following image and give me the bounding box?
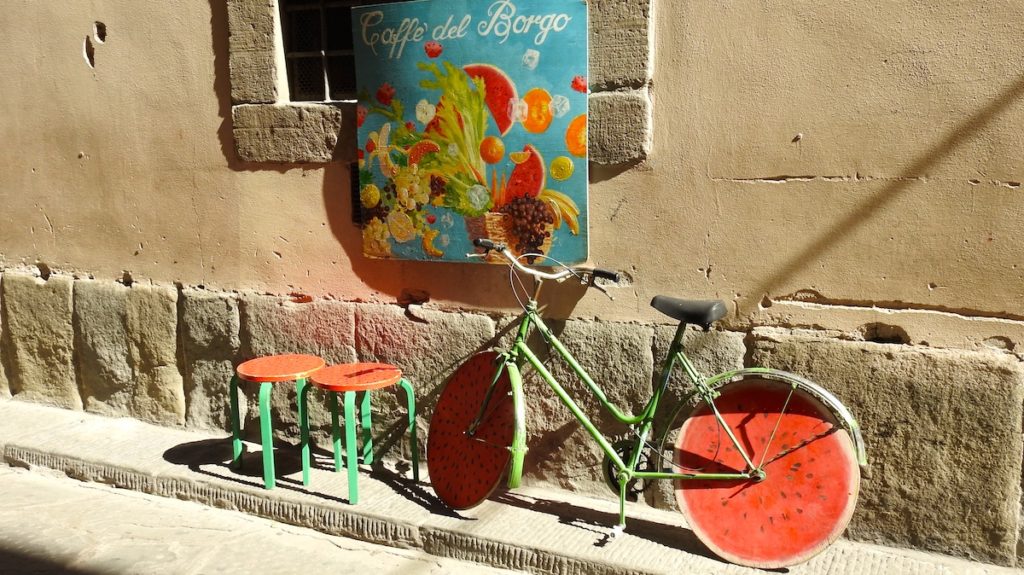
[752,73,1024,303]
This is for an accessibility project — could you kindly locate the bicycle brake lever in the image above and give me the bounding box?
[466,253,486,259]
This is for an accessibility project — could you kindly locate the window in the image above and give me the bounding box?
[228,0,654,164]
[279,0,402,102]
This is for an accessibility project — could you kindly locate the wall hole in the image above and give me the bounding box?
[859,323,910,345]
[36,263,51,280]
[83,36,95,68]
[94,21,107,43]
[120,270,134,287]
[983,336,1015,351]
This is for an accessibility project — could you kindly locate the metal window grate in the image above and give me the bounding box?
[279,0,401,102]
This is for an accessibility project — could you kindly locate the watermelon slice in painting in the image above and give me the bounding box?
[505,144,545,199]
[464,64,518,136]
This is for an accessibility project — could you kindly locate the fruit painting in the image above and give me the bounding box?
[352,0,588,264]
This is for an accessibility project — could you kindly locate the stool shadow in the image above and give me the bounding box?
[162,438,467,518]
[162,438,346,505]
[366,464,466,519]
[493,492,727,563]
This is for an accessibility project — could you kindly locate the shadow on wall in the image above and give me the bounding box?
[206,0,592,312]
[748,73,1024,315]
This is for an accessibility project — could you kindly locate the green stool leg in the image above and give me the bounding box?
[344,391,359,504]
[398,378,419,481]
[360,391,373,464]
[330,392,343,472]
[258,382,275,490]
[230,375,242,470]
[298,379,311,486]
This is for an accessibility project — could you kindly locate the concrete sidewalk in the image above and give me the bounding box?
[0,398,1016,575]
[0,466,517,575]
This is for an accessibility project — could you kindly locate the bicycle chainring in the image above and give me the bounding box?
[602,440,653,499]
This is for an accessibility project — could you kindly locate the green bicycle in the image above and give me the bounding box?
[427,239,867,568]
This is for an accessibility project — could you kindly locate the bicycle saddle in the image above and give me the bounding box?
[650,296,727,328]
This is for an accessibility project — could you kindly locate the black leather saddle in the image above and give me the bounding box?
[650,296,727,328]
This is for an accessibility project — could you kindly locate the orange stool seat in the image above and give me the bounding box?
[237,354,325,382]
[310,363,402,392]
[299,362,418,504]
[230,354,325,490]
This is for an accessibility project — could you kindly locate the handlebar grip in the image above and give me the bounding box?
[473,238,504,250]
[591,268,620,282]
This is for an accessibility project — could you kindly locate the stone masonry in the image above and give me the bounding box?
[74,280,185,426]
[226,0,654,164]
[0,273,9,398]
[1,269,1023,566]
[181,288,241,431]
[2,272,80,410]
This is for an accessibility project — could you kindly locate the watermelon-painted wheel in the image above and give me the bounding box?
[428,352,517,510]
[674,378,859,568]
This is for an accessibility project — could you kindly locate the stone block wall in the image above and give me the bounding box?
[1,267,1023,566]
[227,0,654,164]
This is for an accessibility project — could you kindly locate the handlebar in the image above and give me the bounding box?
[472,238,621,285]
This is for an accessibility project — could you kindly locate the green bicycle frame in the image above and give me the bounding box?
[471,284,867,527]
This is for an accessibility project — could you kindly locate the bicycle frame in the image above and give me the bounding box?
[502,301,753,481]
[470,276,867,527]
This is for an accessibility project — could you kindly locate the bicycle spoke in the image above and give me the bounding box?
[674,378,859,568]
[756,385,795,469]
[427,352,516,510]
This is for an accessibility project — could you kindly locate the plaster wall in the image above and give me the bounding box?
[1,1,1021,346]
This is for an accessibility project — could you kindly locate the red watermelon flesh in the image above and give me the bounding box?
[464,64,518,136]
[506,145,545,199]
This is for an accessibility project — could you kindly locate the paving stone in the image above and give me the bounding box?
[751,328,1024,566]
[646,326,747,510]
[2,272,80,409]
[516,319,655,498]
[356,304,495,460]
[74,280,185,426]
[232,104,343,163]
[227,0,278,103]
[181,289,241,430]
[589,90,651,165]
[590,0,653,90]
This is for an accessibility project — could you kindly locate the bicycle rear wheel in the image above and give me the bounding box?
[428,352,517,510]
[674,377,859,568]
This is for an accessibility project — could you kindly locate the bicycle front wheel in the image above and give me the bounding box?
[428,352,517,510]
[674,377,859,568]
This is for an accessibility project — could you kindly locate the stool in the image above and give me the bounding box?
[299,363,418,504]
[230,353,325,489]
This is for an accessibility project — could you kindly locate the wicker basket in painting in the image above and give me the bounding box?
[465,212,553,263]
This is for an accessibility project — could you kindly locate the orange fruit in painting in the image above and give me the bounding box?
[480,136,505,164]
[522,88,554,134]
[565,114,587,157]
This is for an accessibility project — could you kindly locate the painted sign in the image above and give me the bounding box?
[353,0,589,264]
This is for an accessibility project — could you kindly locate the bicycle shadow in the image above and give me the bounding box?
[494,491,717,557]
